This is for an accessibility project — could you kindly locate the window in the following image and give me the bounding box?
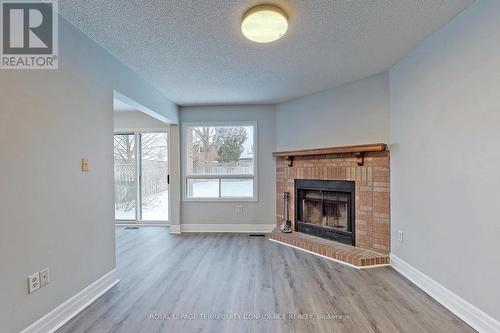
[114,131,169,222]
[183,123,256,200]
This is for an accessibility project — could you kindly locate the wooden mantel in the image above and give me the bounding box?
[272,143,387,167]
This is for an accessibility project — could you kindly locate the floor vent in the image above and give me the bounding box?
[249,234,266,237]
[124,227,140,230]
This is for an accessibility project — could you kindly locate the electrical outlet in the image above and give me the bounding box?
[28,273,40,294]
[398,230,404,243]
[40,268,49,287]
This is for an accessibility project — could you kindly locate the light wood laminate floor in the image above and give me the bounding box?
[58,227,474,333]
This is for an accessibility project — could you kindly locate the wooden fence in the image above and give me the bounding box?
[192,161,254,175]
[114,162,168,206]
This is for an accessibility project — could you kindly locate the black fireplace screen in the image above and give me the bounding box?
[295,180,355,245]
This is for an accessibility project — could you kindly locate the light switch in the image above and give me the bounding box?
[81,158,89,172]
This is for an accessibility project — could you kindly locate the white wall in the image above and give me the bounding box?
[390,0,500,322]
[0,16,177,333]
[114,111,170,130]
[179,105,276,227]
[275,72,390,151]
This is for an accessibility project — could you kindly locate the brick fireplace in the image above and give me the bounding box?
[274,145,390,255]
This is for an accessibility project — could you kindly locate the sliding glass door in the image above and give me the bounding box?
[114,131,169,223]
[140,133,169,221]
[114,134,137,220]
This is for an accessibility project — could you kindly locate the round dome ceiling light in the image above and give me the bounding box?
[241,5,288,43]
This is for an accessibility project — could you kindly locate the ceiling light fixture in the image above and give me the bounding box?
[241,5,288,43]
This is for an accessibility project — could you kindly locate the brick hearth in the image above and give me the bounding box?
[275,150,390,254]
[269,228,390,268]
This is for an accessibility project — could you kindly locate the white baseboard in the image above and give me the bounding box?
[180,223,276,233]
[21,269,120,333]
[390,254,500,333]
[116,223,169,227]
[169,224,181,234]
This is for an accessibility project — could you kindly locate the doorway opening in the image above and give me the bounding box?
[113,96,170,224]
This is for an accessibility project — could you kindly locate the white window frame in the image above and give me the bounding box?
[182,121,258,202]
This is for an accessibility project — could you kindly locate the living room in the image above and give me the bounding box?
[1,1,499,332]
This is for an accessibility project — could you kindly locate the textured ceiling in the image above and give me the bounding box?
[59,0,472,105]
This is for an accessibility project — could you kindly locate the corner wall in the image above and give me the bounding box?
[0,16,177,333]
[276,72,390,151]
[390,0,500,322]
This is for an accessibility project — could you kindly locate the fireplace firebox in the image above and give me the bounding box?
[295,179,355,245]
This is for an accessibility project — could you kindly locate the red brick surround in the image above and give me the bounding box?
[276,151,390,254]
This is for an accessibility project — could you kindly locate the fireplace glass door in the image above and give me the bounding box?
[295,180,355,245]
[299,189,351,232]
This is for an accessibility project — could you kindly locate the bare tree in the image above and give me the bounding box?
[114,135,135,162]
[114,133,167,162]
[192,127,215,152]
[141,133,168,161]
